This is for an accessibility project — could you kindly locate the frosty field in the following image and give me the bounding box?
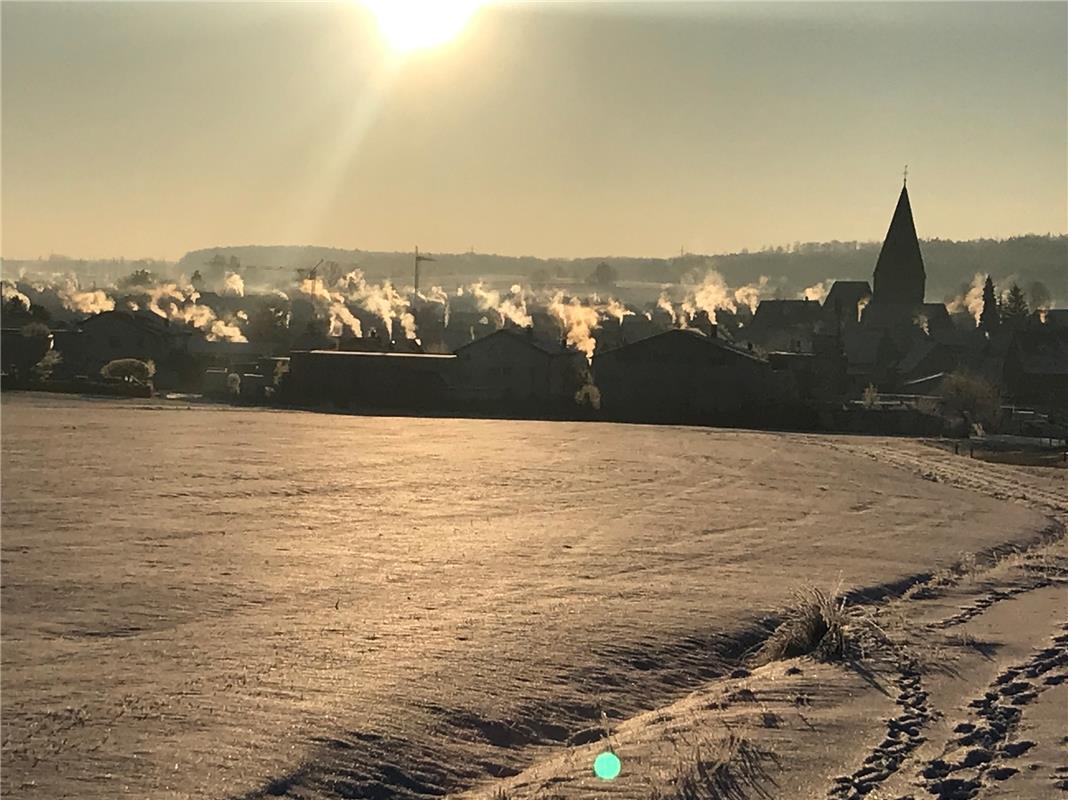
[0,393,1051,800]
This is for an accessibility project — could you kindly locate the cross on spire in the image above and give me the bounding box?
[903,164,908,186]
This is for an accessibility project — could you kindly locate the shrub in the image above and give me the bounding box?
[939,371,1001,431]
[575,380,601,410]
[100,358,156,384]
[755,586,848,664]
[21,322,50,337]
[915,396,940,416]
[272,359,289,387]
[32,350,62,381]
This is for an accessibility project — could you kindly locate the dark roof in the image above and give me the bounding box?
[1009,329,1068,376]
[751,299,824,327]
[595,327,767,364]
[897,340,938,376]
[80,309,171,335]
[921,303,951,324]
[454,327,572,357]
[294,349,455,360]
[825,281,871,304]
[823,281,872,323]
[1043,309,1068,329]
[872,185,926,306]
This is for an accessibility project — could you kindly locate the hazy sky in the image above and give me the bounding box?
[2,1,1065,261]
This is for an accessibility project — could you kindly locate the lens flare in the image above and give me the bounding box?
[593,750,621,780]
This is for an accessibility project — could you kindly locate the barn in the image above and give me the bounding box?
[452,329,587,414]
[592,328,775,424]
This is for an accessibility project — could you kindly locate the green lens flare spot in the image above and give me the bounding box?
[593,750,621,780]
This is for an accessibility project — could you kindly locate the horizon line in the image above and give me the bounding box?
[2,230,1066,267]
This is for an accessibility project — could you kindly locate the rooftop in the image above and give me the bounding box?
[295,349,456,360]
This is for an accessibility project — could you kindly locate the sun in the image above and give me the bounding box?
[363,1,481,54]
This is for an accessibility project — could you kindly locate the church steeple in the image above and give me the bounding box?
[871,178,926,308]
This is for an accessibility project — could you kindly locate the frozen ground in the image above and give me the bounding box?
[0,393,1052,799]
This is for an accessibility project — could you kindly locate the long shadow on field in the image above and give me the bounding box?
[235,626,770,800]
[234,566,1000,800]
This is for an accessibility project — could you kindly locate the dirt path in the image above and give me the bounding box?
[458,437,1068,800]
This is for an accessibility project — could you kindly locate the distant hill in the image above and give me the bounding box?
[179,234,1067,304]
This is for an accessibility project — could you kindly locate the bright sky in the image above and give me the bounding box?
[2,1,1065,261]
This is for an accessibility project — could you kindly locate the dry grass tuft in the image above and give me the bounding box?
[651,732,775,800]
[753,587,848,664]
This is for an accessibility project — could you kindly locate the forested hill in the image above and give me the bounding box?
[178,234,1066,303]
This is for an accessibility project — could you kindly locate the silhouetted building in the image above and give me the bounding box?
[0,328,53,380]
[843,329,900,392]
[896,340,963,385]
[593,328,774,424]
[919,303,953,337]
[286,349,456,409]
[58,310,184,375]
[453,329,586,412]
[747,298,823,352]
[822,281,872,330]
[1002,328,1068,409]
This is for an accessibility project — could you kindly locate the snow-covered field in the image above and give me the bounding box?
[0,393,1049,799]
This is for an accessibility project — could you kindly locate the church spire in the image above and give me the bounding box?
[871,179,926,308]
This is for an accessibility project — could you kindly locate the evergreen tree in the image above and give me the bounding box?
[979,275,999,333]
[1001,283,1029,324]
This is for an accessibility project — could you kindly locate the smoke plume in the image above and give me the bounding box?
[801,280,831,304]
[336,270,416,339]
[549,292,600,361]
[946,273,985,324]
[2,281,31,311]
[297,275,363,338]
[657,292,679,326]
[139,280,248,342]
[469,281,533,328]
[601,298,633,323]
[856,295,871,322]
[734,275,771,313]
[221,271,245,297]
[55,276,116,314]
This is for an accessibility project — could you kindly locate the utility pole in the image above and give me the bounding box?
[414,246,434,294]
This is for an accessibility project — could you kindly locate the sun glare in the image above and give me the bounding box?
[364,1,481,54]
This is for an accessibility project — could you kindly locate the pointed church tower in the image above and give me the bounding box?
[871,178,926,308]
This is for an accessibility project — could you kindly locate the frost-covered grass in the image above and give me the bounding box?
[0,394,1049,800]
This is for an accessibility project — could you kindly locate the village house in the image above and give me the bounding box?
[58,310,187,377]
